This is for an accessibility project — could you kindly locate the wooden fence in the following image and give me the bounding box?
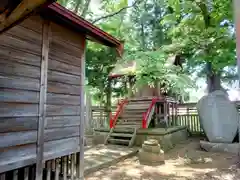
[173,101,240,135]
[90,101,240,136]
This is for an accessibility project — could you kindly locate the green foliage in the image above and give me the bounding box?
[121,50,194,96]
[58,0,237,103]
[161,0,236,79]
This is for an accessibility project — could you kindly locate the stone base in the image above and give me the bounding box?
[138,139,164,166]
[200,140,239,153]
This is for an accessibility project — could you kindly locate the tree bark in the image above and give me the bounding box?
[106,78,112,121]
[197,1,222,93]
[206,62,222,93]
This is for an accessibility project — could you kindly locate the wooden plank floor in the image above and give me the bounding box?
[84,145,138,176]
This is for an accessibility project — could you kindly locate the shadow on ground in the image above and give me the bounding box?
[85,139,240,180]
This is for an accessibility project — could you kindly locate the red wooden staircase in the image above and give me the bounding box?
[105,98,159,147]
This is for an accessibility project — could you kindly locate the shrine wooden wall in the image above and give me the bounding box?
[0,14,85,174]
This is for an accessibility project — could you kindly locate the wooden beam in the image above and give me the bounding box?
[78,38,86,180]
[36,19,50,180]
[0,0,51,33]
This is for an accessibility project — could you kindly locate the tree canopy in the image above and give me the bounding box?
[57,0,237,105]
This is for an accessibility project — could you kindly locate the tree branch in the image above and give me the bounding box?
[92,0,141,24]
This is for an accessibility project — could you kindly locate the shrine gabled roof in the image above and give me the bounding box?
[45,3,123,55]
[0,1,124,56]
[109,55,181,78]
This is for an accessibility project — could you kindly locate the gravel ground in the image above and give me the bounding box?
[85,139,240,180]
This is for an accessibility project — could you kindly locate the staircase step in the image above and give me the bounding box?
[108,138,130,145]
[117,121,141,125]
[113,128,135,133]
[118,120,142,123]
[121,112,144,116]
[115,124,141,128]
[119,116,142,120]
[125,107,149,111]
[110,133,133,138]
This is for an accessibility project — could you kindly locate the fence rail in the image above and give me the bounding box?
[90,101,240,135]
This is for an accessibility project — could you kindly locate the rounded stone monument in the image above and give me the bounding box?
[197,90,239,143]
[138,139,164,166]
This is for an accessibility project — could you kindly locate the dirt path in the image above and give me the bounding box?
[85,139,240,180]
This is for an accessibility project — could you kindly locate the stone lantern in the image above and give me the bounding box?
[138,139,165,166]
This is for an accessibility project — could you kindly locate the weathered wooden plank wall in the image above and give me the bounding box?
[0,14,86,176]
[0,15,43,173]
[43,22,84,163]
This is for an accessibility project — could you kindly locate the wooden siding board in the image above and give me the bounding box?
[48,58,81,76]
[0,88,39,103]
[47,93,80,105]
[0,144,36,174]
[50,23,84,49]
[43,137,79,161]
[0,75,40,91]
[6,25,42,46]
[0,131,37,148]
[0,117,38,133]
[0,45,41,67]
[49,50,81,67]
[48,70,81,85]
[50,38,82,58]
[0,34,41,55]
[45,116,80,129]
[44,126,79,142]
[0,103,39,117]
[0,59,40,78]
[20,15,43,34]
[47,81,80,95]
[46,105,80,116]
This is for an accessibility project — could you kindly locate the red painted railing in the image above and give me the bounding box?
[142,98,159,128]
[109,99,128,128]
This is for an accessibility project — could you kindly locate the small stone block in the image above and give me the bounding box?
[138,149,164,166]
[143,139,159,146]
[142,144,161,154]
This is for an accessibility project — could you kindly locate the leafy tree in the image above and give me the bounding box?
[121,50,194,97]
[161,0,236,93]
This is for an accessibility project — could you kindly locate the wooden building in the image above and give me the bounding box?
[0,2,123,179]
[104,56,181,147]
[109,55,183,98]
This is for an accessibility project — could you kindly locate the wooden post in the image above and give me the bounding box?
[85,93,93,134]
[63,156,67,180]
[71,154,75,180]
[79,39,86,180]
[36,20,50,180]
[55,159,60,180]
[163,102,168,128]
[0,173,6,180]
[46,161,51,180]
[24,167,29,180]
[106,77,112,125]
[85,93,89,134]
[13,170,18,180]
[175,103,178,126]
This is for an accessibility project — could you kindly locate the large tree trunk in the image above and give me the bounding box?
[106,78,112,121]
[206,62,222,93]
